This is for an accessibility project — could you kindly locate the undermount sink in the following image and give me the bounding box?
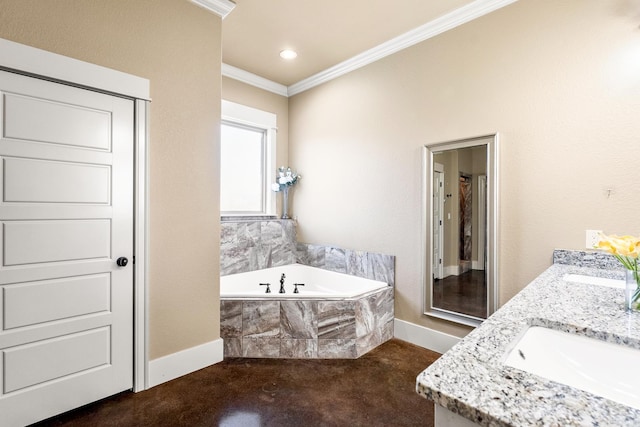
[563,274,625,289]
[504,326,640,410]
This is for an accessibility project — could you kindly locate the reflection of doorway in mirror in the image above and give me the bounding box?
[433,163,444,280]
[459,174,472,274]
[477,175,487,271]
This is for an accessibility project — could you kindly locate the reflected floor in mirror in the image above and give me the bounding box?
[32,339,440,427]
[433,270,487,319]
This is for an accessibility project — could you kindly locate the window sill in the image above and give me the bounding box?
[220,215,282,222]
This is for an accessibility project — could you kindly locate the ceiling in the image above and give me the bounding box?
[221,0,477,88]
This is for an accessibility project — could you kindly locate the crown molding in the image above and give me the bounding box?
[222,63,289,97]
[190,0,235,19]
[287,0,518,96]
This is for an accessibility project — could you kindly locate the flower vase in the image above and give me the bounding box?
[281,187,290,219]
[625,269,640,312]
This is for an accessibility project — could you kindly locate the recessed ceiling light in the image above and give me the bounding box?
[279,49,297,60]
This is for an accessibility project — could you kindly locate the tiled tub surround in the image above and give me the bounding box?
[416,250,640,426]
[221,264,388,298]
[220,219,297,276]
[220,219,395,286]
[220,219,396,359]
[221,286,394,359]
[296,242,395,287]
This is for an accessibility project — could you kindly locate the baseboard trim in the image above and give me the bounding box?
[471,260,485,270]
[148,338,224,388]
[443,265,460,277]
[393,319,461,354]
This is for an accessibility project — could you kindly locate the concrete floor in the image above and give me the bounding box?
[33,339,440,427]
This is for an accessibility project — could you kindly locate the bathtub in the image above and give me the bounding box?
[220,264,394,359]
[220,263,387,299]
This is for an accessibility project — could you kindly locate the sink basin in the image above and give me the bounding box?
[504,326,640,410]
[563,274,625,289]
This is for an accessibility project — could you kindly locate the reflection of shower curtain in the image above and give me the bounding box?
[459,175,472,262]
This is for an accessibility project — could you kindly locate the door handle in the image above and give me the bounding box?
[116,257,129,267]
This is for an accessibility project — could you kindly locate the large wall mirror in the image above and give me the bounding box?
[422,134,498,327]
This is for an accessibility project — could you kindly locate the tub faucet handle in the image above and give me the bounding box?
[293,283,305,294]
[260,283,271,294]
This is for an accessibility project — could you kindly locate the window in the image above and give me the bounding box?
[220,100,276,216]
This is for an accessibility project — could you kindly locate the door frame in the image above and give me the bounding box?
[477,174,487,272]
[433,163,444,280]
[0,38,150,392]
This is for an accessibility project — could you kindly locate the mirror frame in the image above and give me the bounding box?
[422,134,499,327]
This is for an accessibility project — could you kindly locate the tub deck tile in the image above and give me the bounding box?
[280,339,317,358]
[355,298,375,338]
[324,247,347,273]
[220,301,242,337]
[224,338,242,358]
[296,243,325,267]
[317,301,356,339]
[243,301,280,338]
[370,254,395,286]
[318,339,357,358]
[220,245,252,276]
[356,330,381,357]
[374,287,395,326]
[280,301,317,339]
[243,337,280,358]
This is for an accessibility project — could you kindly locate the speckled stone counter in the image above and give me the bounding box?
[416,255,640,426]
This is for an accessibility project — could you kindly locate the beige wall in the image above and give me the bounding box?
[221,77,289,215]
[289,0,640,337]
[0,0,223,358]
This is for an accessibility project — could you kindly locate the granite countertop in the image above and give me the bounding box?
[416,261,640,426]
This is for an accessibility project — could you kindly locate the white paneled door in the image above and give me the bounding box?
[0,70,134,426]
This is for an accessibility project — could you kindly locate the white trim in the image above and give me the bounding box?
[477,174,487,273]
[221,99,277,128]
[443,265,460,277]
[223,0,517,97]
[422,134,498,328]
[222,63,289,97]
[471,261,485,270]
[0,38,150,100]
[426,310,482,328]
[189,0,235,19]
[221,100,278,216]
[289,0,518,95]
[1,37,151,392]
[393,319,462,354]
[133,99,150,391]
[148,339,224,388]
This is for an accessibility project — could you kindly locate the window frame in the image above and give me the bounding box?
[221,100,277,217]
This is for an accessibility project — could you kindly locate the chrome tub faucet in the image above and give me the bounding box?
[279,273,286,293]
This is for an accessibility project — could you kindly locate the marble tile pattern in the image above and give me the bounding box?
[220,219,395,359]
[220,219,297,276]
[220,286,394,359]
[296,243,395,286]
[416,250,640,426]
[220,220,395,287]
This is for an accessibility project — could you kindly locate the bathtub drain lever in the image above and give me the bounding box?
[293,283,305,294]
[260,283,271,294]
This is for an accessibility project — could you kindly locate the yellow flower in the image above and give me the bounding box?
[596,234,640,258]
